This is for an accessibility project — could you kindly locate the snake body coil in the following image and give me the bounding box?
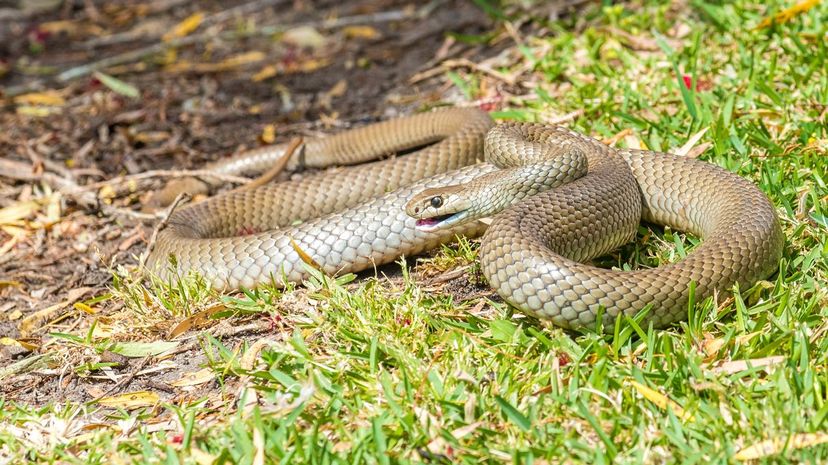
[147,108,783,329]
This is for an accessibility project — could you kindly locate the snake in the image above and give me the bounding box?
[146,107,783,330]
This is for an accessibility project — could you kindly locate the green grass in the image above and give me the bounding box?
[2,1,827,463]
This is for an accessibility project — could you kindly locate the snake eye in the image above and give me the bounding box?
[430,196,443,209]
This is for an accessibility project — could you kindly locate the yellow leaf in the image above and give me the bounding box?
[163,12,204,41]
[252,65,278,82]
[133,131,170,143]
[13,91,65,106]
[755,0,821,29]
[170,368,216,387]
[73,302,97,314]
[342,26,381,40]
[168,304,224,339]
[97,390,160,409]
[290,238,323,270]
[629,380,693,421]
[261,124,276,144]
[735,432,828,460]
[0,337,38,351]
[0,201,39,226]
[708,356,785,375]
[98,184,117,201]
[15,105,60,117]
[215,51,266,70]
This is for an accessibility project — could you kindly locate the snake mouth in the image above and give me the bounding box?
[415,212,464,232]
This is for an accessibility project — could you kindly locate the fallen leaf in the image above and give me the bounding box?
[252,65,278,82]
[342,25,381,40]
[163,12,204,41]
[629,380,693,421]
[707,356,785,375]
[170,368,215,387]
[290,238,323,270]
[15,105,60,117]
[97,391,160,409]
[735,432,828,460]
[19,287,93,336]
[282,26,326,50]
[0,337,38,351]
[261,124,276,144]
[109,340,179,358]
[675,127,709,157]
[13,91,65,106]
[94,72,140,99]
[755,0,821,29]
[168,304,225,338]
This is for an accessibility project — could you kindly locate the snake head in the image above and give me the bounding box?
[405,185,472,232]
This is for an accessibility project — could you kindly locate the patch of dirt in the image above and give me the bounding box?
[0,0,581,406]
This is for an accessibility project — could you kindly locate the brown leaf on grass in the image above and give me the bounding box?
[97,390,160,409]
[706,355,785,375]
[13,91,66,106]
[252,65,278,82]
[162,12,204,41]
[755,0,821,29]
[0,337,39,352]
[342,25,381,40]
[170,368,215,387]
[19,287,94,336]
[167,304,226,339]
[674,127,709,157]
[735,432,828,460]
[290,238,323,271]
[629,380,694,421]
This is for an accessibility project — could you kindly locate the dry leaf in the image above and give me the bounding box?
[342,26,381,40]
[163,12,204,41]
[707,356,785,375]
[252,65,278,82]
[735,432,828,460]
[18,287,93,336]
[629,380,693,421]
[261,124,277,144]
[170,368,216,387]
[290,238,323,270]
[755,0,821,29]
[675,127,709,157]
[168,304,225,338]
[97,391,160,409]
[13,91,65,106]
[282,26,326,49]
[0,337,38,351]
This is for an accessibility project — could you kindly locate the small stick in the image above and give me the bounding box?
[77,169,251,192]
[231,137,303,193]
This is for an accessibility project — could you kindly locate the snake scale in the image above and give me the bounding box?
[146,107,783,329]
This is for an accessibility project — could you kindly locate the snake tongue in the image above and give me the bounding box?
[415,214,455,232]
[415,218,439,229]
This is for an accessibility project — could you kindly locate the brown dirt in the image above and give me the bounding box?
[0,0,504,406]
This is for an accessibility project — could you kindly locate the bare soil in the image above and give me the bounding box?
[0,0,504,405]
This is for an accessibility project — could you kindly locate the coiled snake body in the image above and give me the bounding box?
[147,107,783,329]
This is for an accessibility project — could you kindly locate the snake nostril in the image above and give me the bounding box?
[415,207,420,213]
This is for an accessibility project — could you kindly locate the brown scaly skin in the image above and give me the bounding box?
[147,111,783,330]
